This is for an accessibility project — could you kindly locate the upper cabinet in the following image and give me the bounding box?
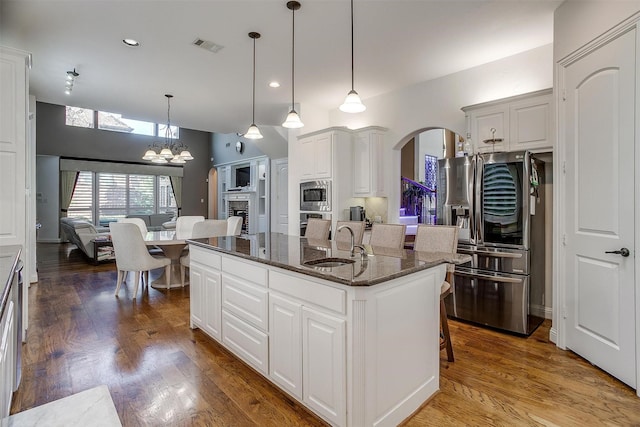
[463,88,553,153]
[353,127,387,197]
[299,131,333,180]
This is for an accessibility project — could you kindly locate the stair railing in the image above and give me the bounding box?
[401,177,436,224]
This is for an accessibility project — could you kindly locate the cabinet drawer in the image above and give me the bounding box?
[222,257,267,287]
[269,270,346,315]
[189,246,221,269]
[222,311,268,375]
[222,275,268,331]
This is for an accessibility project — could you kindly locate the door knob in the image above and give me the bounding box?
[605,248,630,257]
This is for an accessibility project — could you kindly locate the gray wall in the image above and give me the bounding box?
[36,101,212,217]
[211,126,287,166]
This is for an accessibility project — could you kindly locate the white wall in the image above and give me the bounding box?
[554,1,640,62]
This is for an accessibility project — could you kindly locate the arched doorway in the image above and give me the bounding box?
[396,127,463,240]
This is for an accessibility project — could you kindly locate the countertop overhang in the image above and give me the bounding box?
[187,233,470,286]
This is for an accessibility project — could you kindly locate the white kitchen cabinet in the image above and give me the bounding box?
[221,310,269,375]
[463,88,553,153]
[302,306,346,427]
[353,127,387,197]
[189,250,222,340]
[269,293,303,399]
[299,132,332,180]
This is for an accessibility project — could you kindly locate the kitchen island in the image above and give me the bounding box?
[187,233,468,427]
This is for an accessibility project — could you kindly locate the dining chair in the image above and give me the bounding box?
[175,215,205,239]
[413,224,459,362]
[180,220,228,286]
[109,222,172,298]
[369,223,406,249]
[304,218,331,240]
[116,217,148,236]
[227,216,243,235]
[334,220,365,245]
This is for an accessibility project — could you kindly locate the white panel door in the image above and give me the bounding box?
[563,27,636,387]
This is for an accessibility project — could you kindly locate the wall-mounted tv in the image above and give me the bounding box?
[235,166,250,188]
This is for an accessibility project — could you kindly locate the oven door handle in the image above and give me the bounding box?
[455,270,524,284]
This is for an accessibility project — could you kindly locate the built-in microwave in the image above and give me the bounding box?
[300,180,331,212]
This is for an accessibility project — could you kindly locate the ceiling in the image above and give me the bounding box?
[0,0,561,135]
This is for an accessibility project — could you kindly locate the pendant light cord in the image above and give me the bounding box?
[252,36,256,123]
[291,6,296,110]
[350,0,354,91]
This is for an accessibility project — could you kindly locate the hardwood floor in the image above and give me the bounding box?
[11,243,640,426]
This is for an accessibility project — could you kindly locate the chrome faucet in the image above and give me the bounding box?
[337,225,367,260]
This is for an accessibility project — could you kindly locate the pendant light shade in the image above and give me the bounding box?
[246,32,263,140]
[283,1,304,129]
[282,110,304,128]
[339,0,366,113]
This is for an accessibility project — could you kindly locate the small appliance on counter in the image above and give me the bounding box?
[350,206,365,221]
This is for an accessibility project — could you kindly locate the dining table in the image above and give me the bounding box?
[143,230,188,289]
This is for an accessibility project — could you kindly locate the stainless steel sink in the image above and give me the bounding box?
[303,257,355,268]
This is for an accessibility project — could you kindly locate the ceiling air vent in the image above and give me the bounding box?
[192,38,224,53]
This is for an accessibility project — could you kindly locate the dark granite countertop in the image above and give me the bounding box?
[188,233,471,287]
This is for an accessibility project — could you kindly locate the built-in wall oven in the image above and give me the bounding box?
[300,180,331,212]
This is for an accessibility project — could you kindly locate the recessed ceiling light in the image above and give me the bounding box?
[123,38,140,47]
[269,81,280,88]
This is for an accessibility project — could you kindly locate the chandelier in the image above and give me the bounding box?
[142,94,193,164]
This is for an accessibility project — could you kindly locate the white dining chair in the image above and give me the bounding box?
[227,216,243,236]
[109,222,172,298]
[116,217,148,236]
[413,224,459,362]
[175,215,205,239]
[180,219,228,286]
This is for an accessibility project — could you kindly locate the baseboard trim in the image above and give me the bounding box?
[530,304,552,320]
[549,327,558,344]
[37,238,62,243]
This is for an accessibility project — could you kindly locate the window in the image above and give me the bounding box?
[65,106,179,138]
[67,171,93,221]
[68,171,176,226]
[65,106,94,128]
[97,111,155,136]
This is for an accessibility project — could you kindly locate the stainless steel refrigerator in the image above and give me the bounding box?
[436,151,545,335]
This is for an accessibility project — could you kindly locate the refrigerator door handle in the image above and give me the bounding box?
[455,270,523,284]
[473,155,483,245]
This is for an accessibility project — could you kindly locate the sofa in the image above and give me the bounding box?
[125,213,176,231]
[60,217,111,260]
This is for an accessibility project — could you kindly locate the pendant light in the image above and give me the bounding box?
[143,94,193,163]
[339,0,366,113]
[282,1,304,129]
[245,32,263,139]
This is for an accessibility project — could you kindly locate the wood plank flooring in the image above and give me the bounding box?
[11,243,640,426]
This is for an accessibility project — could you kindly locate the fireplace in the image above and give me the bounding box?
[228,200,249,233]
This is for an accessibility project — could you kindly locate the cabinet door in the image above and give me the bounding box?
[189,265,204,328]
[269,294,302,399]
[314,133,333,179]
[203,269,222,340]
[353,133,371,195]
[509,93,553,151]
[472,106,508,153]
[302,307,346,427]
[299,138,315,180]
